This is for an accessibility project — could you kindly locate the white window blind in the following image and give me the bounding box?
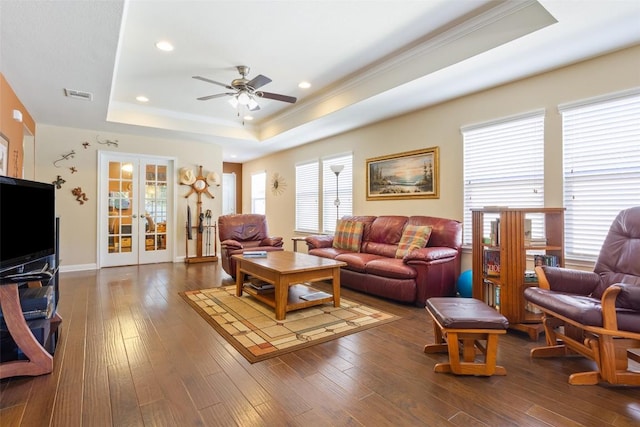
[295,161,319,232]
[462,111,545,245]
[322,155,353,233]
[560,89,640,260]
[251,172,266,215]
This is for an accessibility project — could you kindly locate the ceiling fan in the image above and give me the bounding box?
[193,65,297,111]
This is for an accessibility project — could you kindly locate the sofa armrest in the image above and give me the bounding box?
[221,239,243,250]
[535,266,600,295]
[403,246,458,263]
[260,236,283,247]
[305,235,333,249]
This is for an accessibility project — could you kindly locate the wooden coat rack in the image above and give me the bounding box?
[183,166,218,264]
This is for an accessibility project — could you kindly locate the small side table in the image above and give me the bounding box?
[291,236,307,252]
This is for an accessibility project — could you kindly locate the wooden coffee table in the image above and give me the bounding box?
[233,251,346,320]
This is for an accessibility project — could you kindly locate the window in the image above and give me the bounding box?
[560,89,640,260]
[295,161,319,232]
[322,155,353,233]
[295,154,353,233]
[251,172,266,214]
[462,111,545,245]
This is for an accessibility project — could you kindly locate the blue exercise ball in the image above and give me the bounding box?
[457,269,473,298]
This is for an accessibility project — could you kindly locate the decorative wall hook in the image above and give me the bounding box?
[53,150,75,167]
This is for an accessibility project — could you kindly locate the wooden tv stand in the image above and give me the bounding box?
[0,276,61,379]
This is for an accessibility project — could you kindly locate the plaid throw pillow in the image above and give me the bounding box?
[333,220,364,252]
[395,224,432,258]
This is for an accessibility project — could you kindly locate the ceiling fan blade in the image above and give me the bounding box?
[247,74,272,90]
[192,76,234,90]
[197,93,233,101]
[257,91,297,104]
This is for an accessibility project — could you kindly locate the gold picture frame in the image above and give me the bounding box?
[366,147,439,200]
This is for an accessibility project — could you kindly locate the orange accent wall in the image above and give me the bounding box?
[223,162,242,214]
[0,73,36,177]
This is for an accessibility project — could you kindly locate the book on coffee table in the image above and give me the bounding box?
[300,291,331,301]
[243,250,267,258]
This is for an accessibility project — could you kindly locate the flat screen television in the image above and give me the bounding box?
[0,176,56,273]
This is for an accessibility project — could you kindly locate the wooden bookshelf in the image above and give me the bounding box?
[471,207,565,340]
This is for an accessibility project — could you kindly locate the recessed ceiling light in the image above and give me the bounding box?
[298,81,311,89]
[155,40,174,52]
[136,95,149,103]
[243,115,254,121]
[230,154,237,158]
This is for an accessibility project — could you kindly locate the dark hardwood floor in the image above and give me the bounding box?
[1,262,639,426]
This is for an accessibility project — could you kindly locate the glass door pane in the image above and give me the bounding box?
[107,160,135,255]
[143,164,168,252]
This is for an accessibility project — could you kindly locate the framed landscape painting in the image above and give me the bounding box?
[366,147,439,200]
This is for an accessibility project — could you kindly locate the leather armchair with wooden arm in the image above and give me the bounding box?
[524,206,640,386]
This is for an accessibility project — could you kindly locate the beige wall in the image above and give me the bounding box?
[22,45,640,271]
[242,45,640,269]
[34,125,223,270]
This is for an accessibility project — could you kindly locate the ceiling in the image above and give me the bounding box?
[1,1,640,163]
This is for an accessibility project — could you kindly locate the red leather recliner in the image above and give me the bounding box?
[218,214,284,278]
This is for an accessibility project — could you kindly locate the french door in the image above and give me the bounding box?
[99,152,174,267]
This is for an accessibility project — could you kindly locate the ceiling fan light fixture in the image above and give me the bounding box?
[227,96,239,108]
[247,97,259,111]
[237,91,252,105]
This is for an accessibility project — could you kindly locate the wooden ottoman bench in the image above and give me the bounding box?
[424,297,509,376]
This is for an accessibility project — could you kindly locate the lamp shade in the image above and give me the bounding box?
[237,91,251,105]
[330,164,344,174]
[331,165,344,174]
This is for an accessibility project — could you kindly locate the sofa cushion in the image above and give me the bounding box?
[365,258,417,279]
[524,287,640,333]
[362,216,407,256]
[333,220,364,252]
[395,224,432,258]
[308,247,349,259]
[335,252,387,273]
[524,288,605,327]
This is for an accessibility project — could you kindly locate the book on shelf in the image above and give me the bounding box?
[534,254,559,267]
[483,249,500,276]
[524,219,532,245]
[524,270,537,283]
[249,282,274,291]
[243,250,267,258]
[248,277,274,291]
[300,291,331,301]
[483,279,500,309]
[490,219,500,246]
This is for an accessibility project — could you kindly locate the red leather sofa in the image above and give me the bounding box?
[305,215,462,307]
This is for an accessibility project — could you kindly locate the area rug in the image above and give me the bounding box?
[180,285,400,363]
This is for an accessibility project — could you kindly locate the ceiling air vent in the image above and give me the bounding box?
[64,88,93,101]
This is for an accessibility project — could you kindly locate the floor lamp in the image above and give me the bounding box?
[330,164,344,222]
